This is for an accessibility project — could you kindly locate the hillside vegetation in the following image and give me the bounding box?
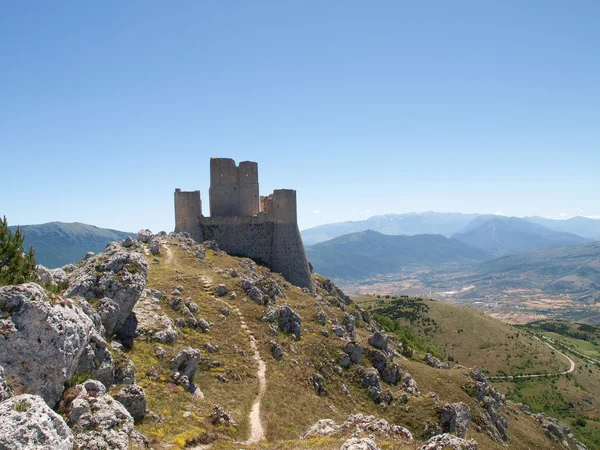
[353,294,600,449]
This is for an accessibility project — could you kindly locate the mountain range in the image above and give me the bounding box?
[306,230,491,279]
[301,212,600,245]
[452,216,588,256]
[10,222,131,268]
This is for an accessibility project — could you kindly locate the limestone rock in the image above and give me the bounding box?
[239,279,255,291]
[113,384,147,421]
[368,331,388,352]
[270,341,283,360]
[37,265,69,288]
[339,413,412,439]
[317,310,327,325]
[0,394,74,450]
[312,373,326,396]
[302,419,339,438]
[149,239,160,255]
[332,325,346,337]
[403,372,419,395]
[114,356,136,386]
[0,283,94,406]
[205,342,220,354]
[74,331,115,389]
[467,368,507,442]
[65,243,148,337]
[136,229,154,243]
[170,348,201,388]
[247,286,263,304]
[369,349,401,385]
[339,353,351,369]
[441,403,472,438]
[66,380,134,450]
[0,365,14,402]
[133,289,178,344]
[210,404,237,427]
[340,437,380,450]
[215,284,228,296]
[425,353,450,370]
[343,341,363,365]
[534,413,587,449]
[116,311,138,348]
[419,433,478,450]
[278,305,302,339]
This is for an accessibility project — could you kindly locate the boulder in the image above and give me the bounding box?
[317,310,328,325]
[339,353,351,369]
[368,349,401,385]
[302,419,339,438]
[339,413,413,439]
[312,374,326,396]
[215,284,228,296]
[0,365,14,402]
[113,384,147,421]
[368,331,388,352]
[270,341,283,361]
[332,325,346,337]
[65,244,148,337]
[239,279,254,291]
[169,348,201,387]
[403,372,419,395]
[441,403,472,438]
[210,405,237,427]
[343,342,363,364]
[340,437,380,450]
[136,229,153,243]
[278,305,302,339]
[0,394,74,450]
[0,283,94,406]
[149,239,160,256]
[425,353,450,370]
[66,380,134,450]
[419,433,478,450]
[247,287,263,304]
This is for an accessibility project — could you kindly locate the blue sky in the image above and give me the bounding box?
[1,1,599,232]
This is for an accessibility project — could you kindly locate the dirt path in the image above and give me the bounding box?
[489,335,575,381]
[163,244,174,265]
[199,276,267,445]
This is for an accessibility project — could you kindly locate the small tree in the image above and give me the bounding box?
[0,216,37,286]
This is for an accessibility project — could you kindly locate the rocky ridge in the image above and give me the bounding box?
[0,230,588,450]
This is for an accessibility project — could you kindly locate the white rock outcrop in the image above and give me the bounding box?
[66,380,134,450]
[0,283,95,406]
[65,243,148,337]
[0,394,74,450]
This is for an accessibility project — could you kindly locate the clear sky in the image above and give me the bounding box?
[1,1,599,232]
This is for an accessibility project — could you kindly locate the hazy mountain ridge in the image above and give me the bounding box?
[9,222,131,268]
[306,229,492,280]
[302,212,600,246]
[452,216,589,255]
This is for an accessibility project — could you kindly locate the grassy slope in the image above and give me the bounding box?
[123,238,563,450]
[353,295,566,377]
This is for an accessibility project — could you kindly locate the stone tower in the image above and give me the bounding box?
[174,158,314,291]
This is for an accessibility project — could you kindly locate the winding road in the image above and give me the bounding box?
[489,335,576,381]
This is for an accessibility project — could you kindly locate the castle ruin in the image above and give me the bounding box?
[174,158,314,291]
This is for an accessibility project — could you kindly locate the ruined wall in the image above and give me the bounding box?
[209,158,259,217]
[174,189,203,241]
[197,214,313,291]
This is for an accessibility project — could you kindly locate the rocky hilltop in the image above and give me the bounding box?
[0,231,588,449]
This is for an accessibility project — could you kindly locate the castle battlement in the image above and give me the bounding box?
[174,158,313,291]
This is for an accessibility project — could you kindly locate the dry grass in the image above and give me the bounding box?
[124,238,565,450]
